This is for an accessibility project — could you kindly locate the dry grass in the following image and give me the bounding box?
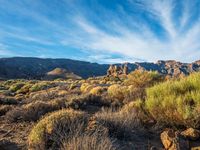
[28,109,88,150]
[5,99,67,122]
[61,132,117,150]
[93,103,145,140]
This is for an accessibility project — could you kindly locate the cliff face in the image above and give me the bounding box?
[0,57,200,80]
[107,60,200,78]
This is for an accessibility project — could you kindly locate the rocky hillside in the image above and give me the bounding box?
[45,68,82,80]
[114,60,200,77]
[0,57,109,79]
[0,57,200,79]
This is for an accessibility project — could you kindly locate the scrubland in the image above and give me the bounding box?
[0,70,200,149]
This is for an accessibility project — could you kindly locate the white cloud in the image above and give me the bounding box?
[0,0,200,63]
[61,0,200,63]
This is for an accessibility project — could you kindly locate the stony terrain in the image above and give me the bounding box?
[0,69,200,150]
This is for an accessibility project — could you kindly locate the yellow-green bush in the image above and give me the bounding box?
[145,72,200,128]
[28,109,87,150]
[80,83,95,93]
[107,84,128,101]
[9,82,25,92]
[16,83,33,94]
[89,86,107,95]
[124,70,163,87]
[30,82,55,92]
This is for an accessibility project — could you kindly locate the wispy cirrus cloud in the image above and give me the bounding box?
[0,0,200,63]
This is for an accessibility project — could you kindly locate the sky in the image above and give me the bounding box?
[0,0,200,64]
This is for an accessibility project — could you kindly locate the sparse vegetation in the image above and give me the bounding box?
[1,72,200,149]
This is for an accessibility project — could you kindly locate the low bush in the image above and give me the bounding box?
[9,82,25,93]
[16,83,33,94]
[124,70,163,87]
[89,86,107,95]
[29,82,56,92]
[61,133,117,150]
[28,109,88,150]
[123,70,164,101]
[80,83,94,93]
[94,103,145,140]
[68,94,110,111]
[0,97,18,105]
[5,99,67,122]
[107,84,128,101]
[0,105,13,116]
[145,72,200,128]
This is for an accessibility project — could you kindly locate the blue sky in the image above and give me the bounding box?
[0,0,200,63]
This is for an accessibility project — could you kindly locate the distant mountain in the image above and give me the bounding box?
[0,57,109,79]
[45,68,82,80]
[0,57,200,80]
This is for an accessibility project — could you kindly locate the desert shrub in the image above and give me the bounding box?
[28,89,60,102]
[16,83,33,94]
[0,97,18,105]
[0,105,13,116]
[124,70,163,87]
[61,133,117,150]
[145,72,200,128]
[80,83,94,93]
[2,80,17,88]
[107,84,129,101]
[123,70,163,100]
[0,90,11,96]
[9,82,25,92]
[30,82,56,92]
[89,86,107,95]
[94,104,144,140]
[68,94,110,111]
[5,99,67,122]
[28,109,88,150]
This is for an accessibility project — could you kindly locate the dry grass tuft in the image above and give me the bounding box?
[28,109,88,150]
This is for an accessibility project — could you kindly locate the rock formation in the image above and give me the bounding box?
[107,64,128,77]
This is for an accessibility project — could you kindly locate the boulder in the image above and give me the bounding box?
[181,128,200,140]
[160,129,188,150]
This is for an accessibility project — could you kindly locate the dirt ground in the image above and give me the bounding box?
[0,116,34,150]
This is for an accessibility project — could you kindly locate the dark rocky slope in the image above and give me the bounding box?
[0,57,109,79]
[0,57,200,79]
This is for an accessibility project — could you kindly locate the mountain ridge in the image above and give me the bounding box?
[0,57,200,79]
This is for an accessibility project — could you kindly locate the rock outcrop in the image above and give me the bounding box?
[160,129,188,150]
[107,64,128,77]
[181,128,200,140]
